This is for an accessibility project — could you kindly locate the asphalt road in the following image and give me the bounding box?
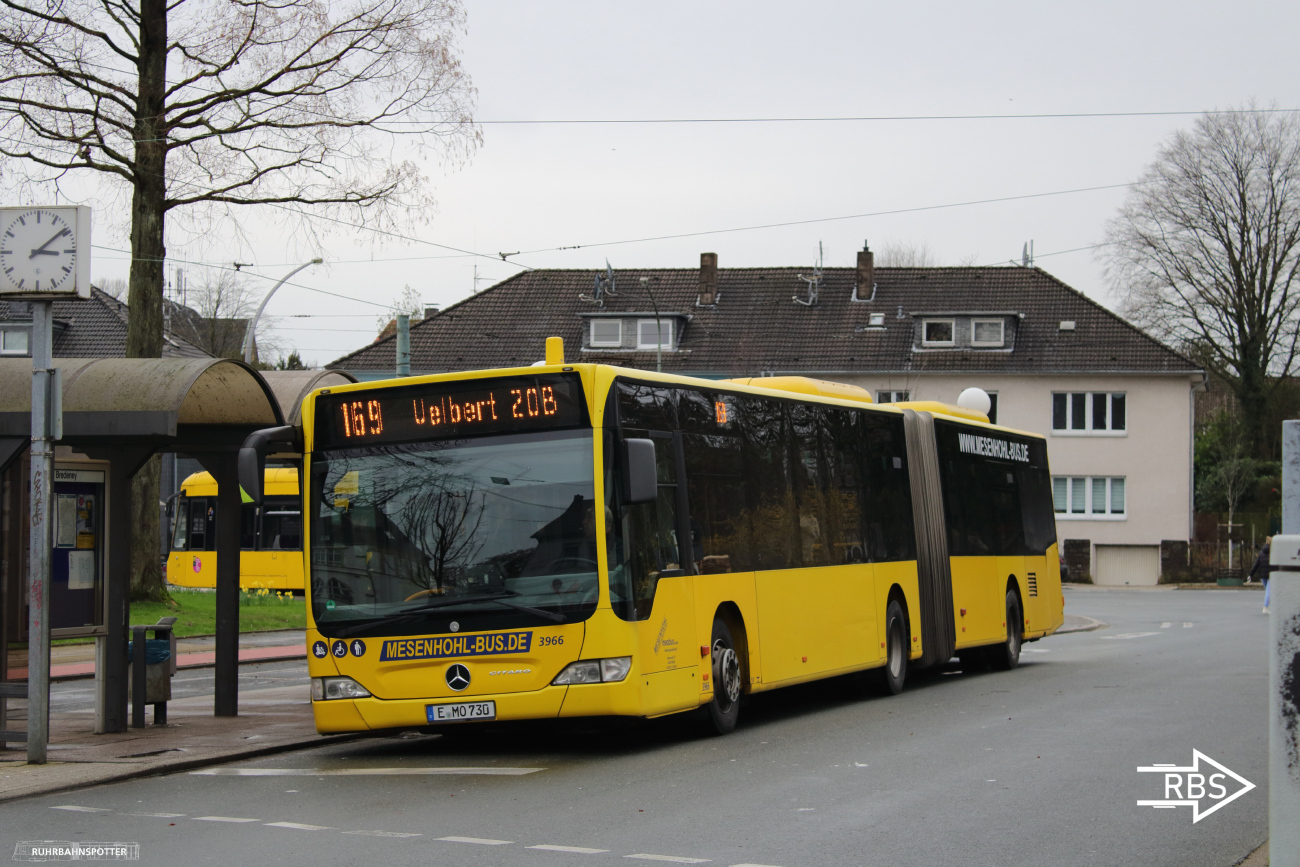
[0,588,1270,867]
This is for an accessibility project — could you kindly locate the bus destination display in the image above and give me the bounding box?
[314,373,587,448]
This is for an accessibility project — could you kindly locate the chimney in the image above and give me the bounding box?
[423,305,440,320]
[698,252,718,306]
[856,241,874,299]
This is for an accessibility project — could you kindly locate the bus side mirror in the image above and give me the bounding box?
[237,446,263,505]
[238,425,301,507]
[621,438,657,505]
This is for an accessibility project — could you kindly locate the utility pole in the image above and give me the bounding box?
[26,300,58,763]
[395,314,411,377]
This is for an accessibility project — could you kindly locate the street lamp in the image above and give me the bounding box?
[242,258,323,364]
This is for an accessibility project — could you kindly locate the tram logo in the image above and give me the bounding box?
[1136,750,1255,822]
[446,664,471,691]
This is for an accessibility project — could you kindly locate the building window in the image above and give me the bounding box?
[986,392,999,425]
[1051,392,1126,434]
[921,319,954,346]
[637,319,673,351]
[868,312,885,327]
[0,329,30,355]
[1053,476,1126,519]
[589,319,622,347]
[971,319,1005,347]
[876,390,910,403]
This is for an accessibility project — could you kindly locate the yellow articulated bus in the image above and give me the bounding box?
[238,348,1063,735]
[168,468,304,591]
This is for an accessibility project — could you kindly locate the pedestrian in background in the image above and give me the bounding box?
[1248,536,1274,614]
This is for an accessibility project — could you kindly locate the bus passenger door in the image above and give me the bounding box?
[633,434,698,715]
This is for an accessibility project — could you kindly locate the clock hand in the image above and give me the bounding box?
[29,229,69,259]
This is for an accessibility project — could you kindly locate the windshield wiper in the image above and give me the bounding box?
[335,591,566,636]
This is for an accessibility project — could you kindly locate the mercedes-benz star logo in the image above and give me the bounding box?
[445,664,471,691]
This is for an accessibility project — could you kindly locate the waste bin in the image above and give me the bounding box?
[127,617,177,726]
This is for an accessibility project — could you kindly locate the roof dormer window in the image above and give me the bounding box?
[921,319,954,347]
[637,319,673,351]
[589,319,622,347]
[971,318,1005,347]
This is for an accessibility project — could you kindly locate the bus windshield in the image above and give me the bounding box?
[308,429,599,638]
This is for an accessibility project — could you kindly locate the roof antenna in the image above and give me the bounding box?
[579,260,617,306]
[793,242,823,307]
[1012,240,1034,268]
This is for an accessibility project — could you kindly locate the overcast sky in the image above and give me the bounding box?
[85,0,1300,367]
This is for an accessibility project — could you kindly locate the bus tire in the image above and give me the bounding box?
[705,618,742,735]
[879,599,908,695]
[991,591,1022,671]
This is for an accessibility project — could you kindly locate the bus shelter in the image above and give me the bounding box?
[0,357,284,733]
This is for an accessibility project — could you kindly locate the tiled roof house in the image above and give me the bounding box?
[330,249,1205,585]
[0,287,209,359]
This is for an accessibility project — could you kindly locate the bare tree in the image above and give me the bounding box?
[875,240,938,268]
[1103,108,1300,450]
[97,276,128,299]
[171,269,280,360]
[1,0,477,599]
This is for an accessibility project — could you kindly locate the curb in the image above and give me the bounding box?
[1056,615,1107,634]
[0,732,370,807]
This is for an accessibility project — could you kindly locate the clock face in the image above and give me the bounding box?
[0,208,79,294]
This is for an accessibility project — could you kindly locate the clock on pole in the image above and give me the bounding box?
[1,204,91,764]
[0,205,92,298]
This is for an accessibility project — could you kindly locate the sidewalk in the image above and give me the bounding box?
[0,684,360,805]
[6,630,307,681]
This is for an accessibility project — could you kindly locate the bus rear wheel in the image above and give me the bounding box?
[704,618,742,735]
[879,599,907,695]
[990,591,1022,671]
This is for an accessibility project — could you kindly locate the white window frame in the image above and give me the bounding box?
[876,390,910,404]
[1053,475,1127,520]
[589,319,623,347]
[970,318,1005,347]
[637,318,673,351]
[0,328,30,355]
[868,312,885,327]
[920,318,955,347]
[1050,391,1127,437]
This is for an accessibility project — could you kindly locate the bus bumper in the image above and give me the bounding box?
[315,686,571,734]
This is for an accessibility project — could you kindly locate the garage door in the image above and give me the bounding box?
[1095,545,1160,586]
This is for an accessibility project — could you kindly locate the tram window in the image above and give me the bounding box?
[262,497,302,550]
[172,501,189,550]
[240,503,257,550]
[188,498,209,550]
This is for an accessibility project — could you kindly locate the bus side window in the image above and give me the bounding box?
[1018,441,1057,554]
[683,431,744,573]
[613,432,682,620]
[172,498,189,550]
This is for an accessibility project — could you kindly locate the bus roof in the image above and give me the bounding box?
[181,466,298,495]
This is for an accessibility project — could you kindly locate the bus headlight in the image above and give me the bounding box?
[311,676,371,701]
[552,657,632,685]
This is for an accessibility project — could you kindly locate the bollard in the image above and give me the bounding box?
[1272,419,1300,866]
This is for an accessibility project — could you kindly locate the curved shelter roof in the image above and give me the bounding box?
[0,357,283,448]
[259,369,357,426]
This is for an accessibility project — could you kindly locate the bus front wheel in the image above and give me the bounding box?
[991,591,1022,671]
[880,599,908,695]
[705,618,742,735]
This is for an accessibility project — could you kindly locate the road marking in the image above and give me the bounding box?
[191,767,543,776]
[51,806,110,813]
[730,863,786,867]
[265,822,336,830]
[344,830,423,838]
[529,845,611,854]
[625,855,712,863]
[1183,622,1193,628]
[1100,632,1159,640]
[437,836,514,845]
[120,812,185,818]
[1161,622,1171,628]
[193,816,260,823]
